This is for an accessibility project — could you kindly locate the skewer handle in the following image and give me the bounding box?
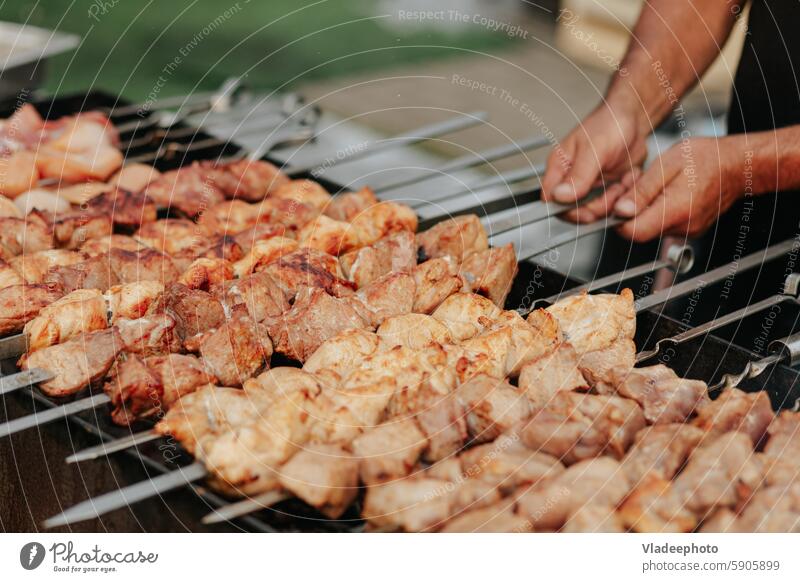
[769,331,800,367]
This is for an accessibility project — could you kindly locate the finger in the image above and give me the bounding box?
[541,140,576,201]
[549,140,603,204]
[575,182,628,221]
[613,153,679,218]
[616,184,688,242]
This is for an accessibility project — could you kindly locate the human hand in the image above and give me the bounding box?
[612,136,745,242]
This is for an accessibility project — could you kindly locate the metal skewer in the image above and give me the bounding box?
[201,489,290,525]
[705,331,800,393]
[43,462,207,528]
[66,430,162,464]
[286,111,490,177]
[369,135,549,194]
[0,367,50,395]
[0,392,110,439]
[636,273,800,363]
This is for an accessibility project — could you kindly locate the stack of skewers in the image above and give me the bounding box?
[1,103,799,533]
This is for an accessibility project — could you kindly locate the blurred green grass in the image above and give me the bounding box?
[1,0,517,100]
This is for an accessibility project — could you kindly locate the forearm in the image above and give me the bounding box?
[607,0,744,127]
[727,126,800,196]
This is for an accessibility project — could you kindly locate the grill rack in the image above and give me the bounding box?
[1,89,800,532]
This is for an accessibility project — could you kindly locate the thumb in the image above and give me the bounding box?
[550,141,602,204]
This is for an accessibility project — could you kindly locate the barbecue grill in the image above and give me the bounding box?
[1,88,799,532]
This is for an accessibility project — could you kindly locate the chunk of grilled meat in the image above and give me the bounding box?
[159,283,226,342]
[348,271,415,328]
[45,254,119,293]
[20,327,123,397]
[199,313,271,387]
[0,258,24,289]
[519,392,646,464]
[298,214,359,256]
[203,159,288,202]
[352,419,428,486]
[456,374,533,443]
[232,222,291,253]
[177,258,234,291]
[518,343,588,407]
[515,457,630,531]
[116,313,182,356]
[340,230,416,288]
[0,216,53,260]
[411,257,464,314]
[303,328,379,379]
[376,313,452,351]
[145,353,217,408]
[134,218,206,256]
[277,442,360,519]
[196,200,267,236]
[24,288,108,352]
[270,179,332,212]
[263,248,355,299]
[431,292,501,341]
[416,214,488,263]
[104,281,164,322]
[212,271,289,322]
[621,423,705,485]
[706,483,800,532]
[762,411,800,486]
[442,502,533,533]
[232,236,299,278]
[79,234,147,257]
[104,355,164,426]
[619,473,698,533]
[28,209,113,250]
[9,249,83,283]
[143,164,225,218]
[349,201,418,247]
[86,188,157,230]
[460,243,518,306]
[0,283,64,335]
[692,388,774,446]
[604,365,710,424]
[267,287,369,362]
[108,163,161,193]
[323,186,378,222]
[107,248,180,285]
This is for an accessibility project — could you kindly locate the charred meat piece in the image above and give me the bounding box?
[104,281,164,322]
[24,288,108,352]
[411,257,464,314]
[145,353,217,408]
[9,249,83,283]
[460,243,518,306]
[431,292,501,341]
[621,423,705,485]
[545,289,635,355]
[324,186,379,222]
[0,216,53,259]
[178,258,234,291]
[233,237,298,278]
[20,327,123,397]
[232,222,290,253]
[277,443,360,519]
[199,314,271,387]
[376,313,451,351]
[416,214,488,263]
[108,248,180,286]
[692,388,773,445]
[349,271,415,328]
[45,254,119,293]
[159,283,226,342]
[212,271,289,322]
[520,392,646,464]
[34,210,113,250]
[260,198,319,232]
[672,431,764,516]
[340,230,416,288]
[203,159,288,202]
[456,374,533,443]
[518,344,588,407]
[515,457,630,531]
[263,248,355,299]
[0,283,64,335]
[134,218,206,256]
[267,287,368,362]
[143,164,225,218]
[197,200,267,236]
[116,313,182,356]
[86,188,157,230]
[352,419,428,486]
[104,355,164,426]
[298,214,359,256]
[605,365,710,424]
[270,179,332,212]
[349,201,418,247]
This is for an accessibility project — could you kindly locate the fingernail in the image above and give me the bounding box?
[552,183,574,202]
[614,198,635,217]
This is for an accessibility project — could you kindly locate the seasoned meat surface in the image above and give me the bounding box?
[24,288,108,352]
[0,283,64,335]
[416,214,488,262]
[460,243,518,306]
